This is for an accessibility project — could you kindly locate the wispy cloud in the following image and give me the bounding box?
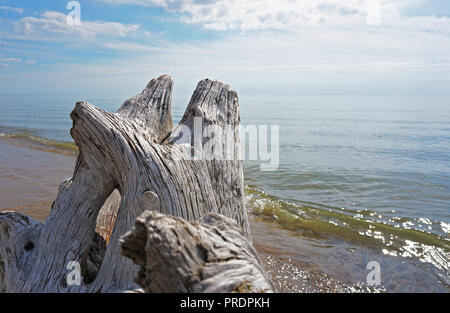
[95,0,401,31]
[0,57,22,68]
[0,6,23,14]
[14,11,140,40]
[0,57,22,62]
[3,10,155,52]
[1,1,450,96]
[8,19,449,95]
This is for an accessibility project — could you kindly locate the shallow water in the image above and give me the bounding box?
[0,93,449,292]
[0,139,74,210]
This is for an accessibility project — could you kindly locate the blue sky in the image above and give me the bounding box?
[0,0,449,98]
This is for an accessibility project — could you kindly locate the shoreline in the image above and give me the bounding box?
[0,136,375,293]
[4,200,376,293]
[0,135,448,292]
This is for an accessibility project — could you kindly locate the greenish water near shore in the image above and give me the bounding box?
[0,130,78,152]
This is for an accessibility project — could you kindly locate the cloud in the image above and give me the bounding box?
[1,0,450,96]
[0,57,37,68]
[0,57,22,68]
[0,58,22,63]
[14,11,140,40]
[10,17,449,96]
[0,6,23,14]
[95,0,401,31]
[5,11,151,52]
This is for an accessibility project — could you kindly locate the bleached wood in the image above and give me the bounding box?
[120,211,274,293]
[0,75,255,293]
[117,74,173,143]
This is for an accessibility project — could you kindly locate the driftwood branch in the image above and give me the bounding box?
[0,75,260,293]
[120,211,273,293]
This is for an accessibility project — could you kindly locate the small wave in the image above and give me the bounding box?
[244,185,450,279]
[0,127,77,154]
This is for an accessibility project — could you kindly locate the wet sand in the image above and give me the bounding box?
[251,216,382,292]
[0,138,75,215]
[0,136,377,292]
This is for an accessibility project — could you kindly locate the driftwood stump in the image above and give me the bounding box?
[0,75,264,293]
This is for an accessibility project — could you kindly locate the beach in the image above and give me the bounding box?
[0,135,359,292]
[1,93,449,292]
[1,133,448,292]
[2,0,450,297]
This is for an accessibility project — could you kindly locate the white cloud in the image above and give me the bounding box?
[0,6,23,14]
[87,0,450,79]
[0,57,22,68]
[1,1,450,96]
[0,58,22,63]
[0,57,37,68]
[8,17,449,96]
[4,11,158,52]
[14,11,140,40]
[95,0,402,31]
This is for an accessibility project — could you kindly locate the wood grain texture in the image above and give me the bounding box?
[0,75,255,292]
[120,211,274,293]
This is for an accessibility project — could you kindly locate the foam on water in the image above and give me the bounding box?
[244,185,450,290]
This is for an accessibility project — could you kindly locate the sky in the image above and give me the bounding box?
[0,0,449,99]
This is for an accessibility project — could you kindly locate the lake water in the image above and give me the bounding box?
[0,93,449,292]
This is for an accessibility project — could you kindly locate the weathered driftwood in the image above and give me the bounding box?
[0,75,256,292]
[120,211,274,293]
